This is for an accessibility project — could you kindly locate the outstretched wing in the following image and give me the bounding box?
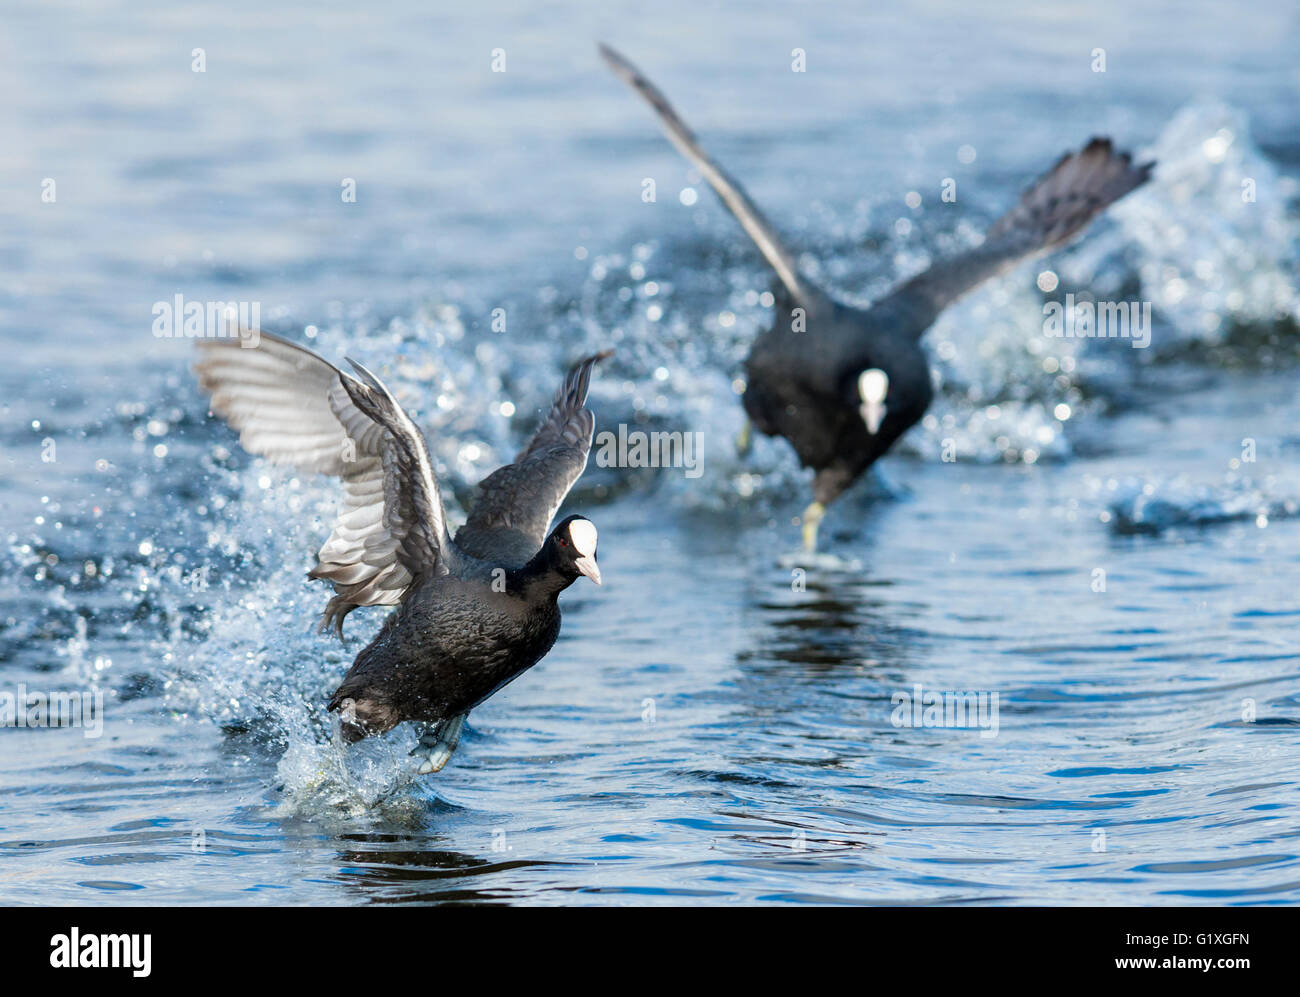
[599,43,810,305]
[883,137,1155,333]
[454,351,611,563]
[194,332,452,637]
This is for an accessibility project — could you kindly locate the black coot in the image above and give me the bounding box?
[196,332,610,773]
[600,44,1153,549]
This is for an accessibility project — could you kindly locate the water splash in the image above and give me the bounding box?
[1104,102,1300,345]
[1096,472,1300,535]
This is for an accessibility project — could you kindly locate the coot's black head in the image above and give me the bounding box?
[547,515,602,586]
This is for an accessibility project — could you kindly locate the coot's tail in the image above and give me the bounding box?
[327,688,400,743]
[886,137,1154,329]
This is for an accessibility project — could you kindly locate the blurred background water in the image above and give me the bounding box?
[2,0,1299,905]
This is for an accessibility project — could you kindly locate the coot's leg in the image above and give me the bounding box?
[801,501,825,552]
[413,713,468,775]
[735,419,753,458]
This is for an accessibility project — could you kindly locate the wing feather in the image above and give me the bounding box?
[195,332,451,637]
[599,44,809,305]
[454,351,611,563]
[883,138,1154,333]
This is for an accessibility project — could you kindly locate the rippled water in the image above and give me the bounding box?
[3,0,1299,905]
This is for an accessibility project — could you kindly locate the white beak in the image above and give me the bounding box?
[860,400,887,435]
[575,555,602,586]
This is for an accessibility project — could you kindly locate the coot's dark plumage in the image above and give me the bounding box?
[195,332,609,773]
[600,44,1154,549]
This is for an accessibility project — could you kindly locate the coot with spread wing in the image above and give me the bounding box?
[196,332,610,773]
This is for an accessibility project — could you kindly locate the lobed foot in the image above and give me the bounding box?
[412,714,467,775]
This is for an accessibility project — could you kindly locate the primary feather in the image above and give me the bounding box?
[195,332,452,636]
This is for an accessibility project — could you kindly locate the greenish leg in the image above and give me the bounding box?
[735,419,753,458]
[801,501,825,553]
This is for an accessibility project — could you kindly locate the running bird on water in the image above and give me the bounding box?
[195,332,610,774]
[599,43,1154,551]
